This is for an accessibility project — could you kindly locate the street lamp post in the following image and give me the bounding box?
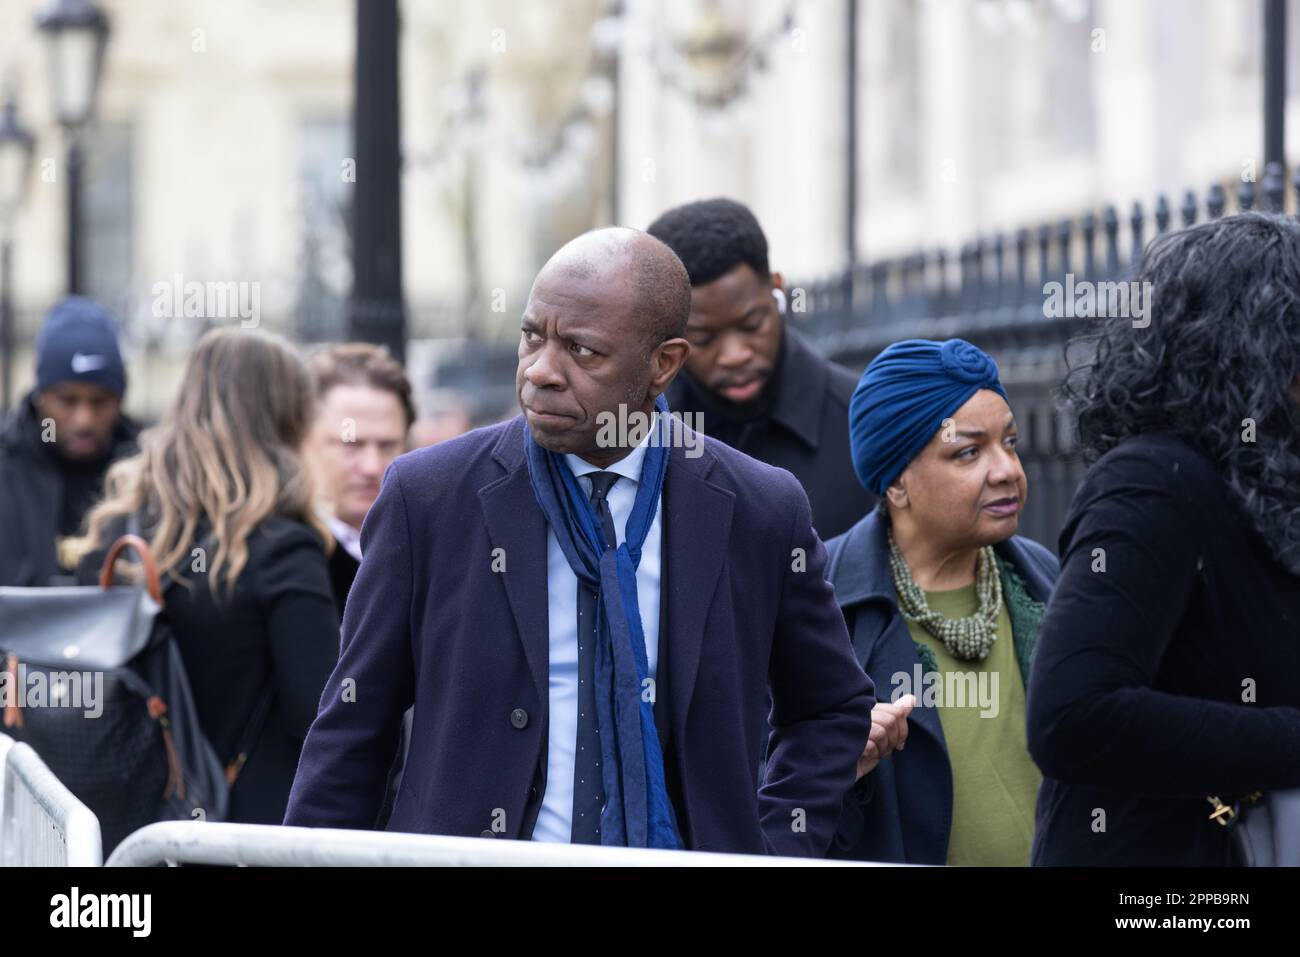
[349,0,406,363]
[1263,0,1286,211]
[35,0,110,297]
[602,2,624,226]
[0,94,36,416]
[845,0,859,308]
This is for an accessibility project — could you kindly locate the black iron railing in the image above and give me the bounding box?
[789,164,1297,549]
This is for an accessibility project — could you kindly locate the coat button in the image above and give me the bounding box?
[510,708,529,729]
[480,829,495,839]
[529,785,539,801]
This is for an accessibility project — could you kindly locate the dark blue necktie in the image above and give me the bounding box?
[571,470,620,844]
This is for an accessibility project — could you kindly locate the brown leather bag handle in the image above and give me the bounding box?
[99,533,165,605]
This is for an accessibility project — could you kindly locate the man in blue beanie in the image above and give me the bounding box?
[0,296,140,586]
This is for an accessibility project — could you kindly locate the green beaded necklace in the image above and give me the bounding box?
[887,528,1003,661]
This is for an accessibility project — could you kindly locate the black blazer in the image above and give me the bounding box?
[1027,433,1300,866]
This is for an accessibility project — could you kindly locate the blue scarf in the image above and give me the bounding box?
[523,394,682,849]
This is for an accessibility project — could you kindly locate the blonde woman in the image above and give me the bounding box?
[76,327,339,825]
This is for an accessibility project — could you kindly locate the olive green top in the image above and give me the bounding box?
[906,583,1041,867]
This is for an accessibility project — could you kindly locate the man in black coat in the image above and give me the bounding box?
[304,342,421,829]
[306,342,416,619]
[0,297,139,587]
[647,198,873,540]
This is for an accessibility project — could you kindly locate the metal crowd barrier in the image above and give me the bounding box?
[0,733,103,866]
[106,821,873,867]
[0,732,874,868]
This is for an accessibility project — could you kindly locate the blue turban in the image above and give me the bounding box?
[849,338,1009,496]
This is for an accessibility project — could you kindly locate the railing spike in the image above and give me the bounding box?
[1263,161,1286,212]
[1080,212,1097,280]
[1129,200,1145,265]
[1237,177,1255,212]
[1206,183,1225,219]
[1154,194,1170,233]
[1102,205,1120,276]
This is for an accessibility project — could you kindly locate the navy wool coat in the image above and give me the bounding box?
[284,415,874,857]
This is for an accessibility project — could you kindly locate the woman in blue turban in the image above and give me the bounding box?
[822,338,1059,866]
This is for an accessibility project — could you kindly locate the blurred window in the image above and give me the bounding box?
[295,114,353,342]
[81,122,134,325]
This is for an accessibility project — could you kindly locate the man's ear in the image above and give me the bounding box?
[772,271,784,292]
[648,337,691,397]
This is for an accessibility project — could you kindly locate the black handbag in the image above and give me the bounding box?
[1207,790,1300,866]
[1,531,275,851]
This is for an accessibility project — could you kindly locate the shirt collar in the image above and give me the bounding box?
[326,514,364,562]
[564,424,653,485]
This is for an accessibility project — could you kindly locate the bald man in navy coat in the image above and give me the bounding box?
[285,228,874,856]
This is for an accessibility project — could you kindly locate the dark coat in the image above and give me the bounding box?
[326,540,360,620]
[824,508,1059,864]
[80,515,340,825]
[284,415,875,857]
[1027,433,1300,866]
[667,327,873,541]
[325,535,404,829]
[0,391,140,587]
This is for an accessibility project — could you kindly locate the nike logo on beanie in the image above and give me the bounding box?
[35,296,127,398]
[71,352,108,373]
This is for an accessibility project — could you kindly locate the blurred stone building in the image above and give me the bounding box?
[0,0,1293,418]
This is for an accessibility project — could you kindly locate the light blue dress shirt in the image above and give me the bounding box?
[531,432,661,844]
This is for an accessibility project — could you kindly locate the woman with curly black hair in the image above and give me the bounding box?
[1027,211,1300,866]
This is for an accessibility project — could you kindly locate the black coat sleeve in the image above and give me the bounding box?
[252,520,340,744]
[1026,446,1300,797]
